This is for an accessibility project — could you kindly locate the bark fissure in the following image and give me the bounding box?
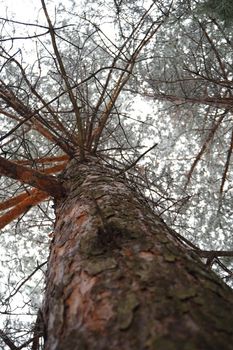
[43,156,233,350]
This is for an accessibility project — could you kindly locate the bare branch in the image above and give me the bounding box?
[15,154,69,166]
[118,143,158,175]
[0,190,49,230]
[4,261,47,303]
[41,0,85,159]
[0,329,19,350]
[220,126,233,194]
[184,111,227,189]
[0,156,65,198]
[0,83,75,156]
[0,160,67,211]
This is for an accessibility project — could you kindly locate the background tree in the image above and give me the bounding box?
[198,0,233,26]
[0,0,233,349]
[135,0,233,274]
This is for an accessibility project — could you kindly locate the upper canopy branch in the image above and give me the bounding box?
[41,0,85,159]
[0,156,65,198]
[0,82,75,156]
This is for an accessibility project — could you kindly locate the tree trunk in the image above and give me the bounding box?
[43,156,233,350]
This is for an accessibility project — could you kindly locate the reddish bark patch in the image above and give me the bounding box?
[139,251,155,261]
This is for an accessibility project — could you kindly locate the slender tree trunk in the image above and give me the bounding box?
[43,155,233,350]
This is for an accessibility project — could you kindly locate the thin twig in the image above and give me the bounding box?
[4,261,47,303]
[118,143,158,175]
[0,329,19,350]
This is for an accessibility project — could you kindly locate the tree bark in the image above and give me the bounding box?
[43,156,233,350]
[0,156,65,198]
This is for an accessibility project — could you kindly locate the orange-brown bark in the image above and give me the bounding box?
[0,162,67,211]
[43,157,233,350]
[15,154,69,165]
[0,156,65,198]
[0,190,48,230]
[0,191,32,211]
[42,162,67,175]
[0,161,67,228]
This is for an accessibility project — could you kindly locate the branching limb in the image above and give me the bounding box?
[0,190,36,211]
[184,111,227,189]
[0,190,48,230]
[220,126,233,194]
[31,309,45,350]
[146,92,233,109]
[0,328,38,350]
[167,226,233,276]
[15,154,69,166]
[0,161,67,227]
[0,329,19,350]
[3,51,78,146]
[41,0,85,159]
[89,6,166,152]
[118,143,158,175]
[0,156,65,198]
[4,261,47,303]
[198,250,233,258]
[0,83,75,156]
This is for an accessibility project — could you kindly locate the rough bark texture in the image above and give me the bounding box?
[43,156,233,350]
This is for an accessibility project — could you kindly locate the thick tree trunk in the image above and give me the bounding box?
[43,156,233,350]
